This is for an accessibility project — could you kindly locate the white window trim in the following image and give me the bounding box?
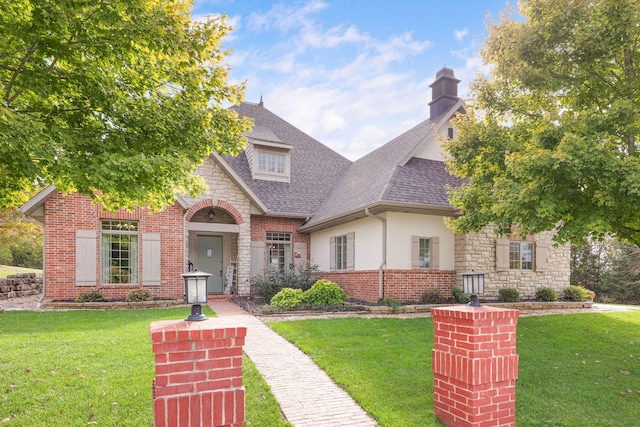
[411,236,440,269]
[252,147,291,182]
[100,220,139,285]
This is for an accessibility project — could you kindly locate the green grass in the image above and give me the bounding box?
[270,311,640,427]
[0,307,288,426]
[0,265,42,278]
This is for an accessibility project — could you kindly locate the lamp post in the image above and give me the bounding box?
[462,270,485,307]
[182,269,211,321]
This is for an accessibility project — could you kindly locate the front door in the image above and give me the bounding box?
[196,235,223,294]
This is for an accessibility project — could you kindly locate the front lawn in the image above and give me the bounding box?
[0,265,42,278]
[0,307,289,426]
[270,311,640,427]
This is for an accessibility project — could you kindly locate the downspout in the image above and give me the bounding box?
[365,208,386,301]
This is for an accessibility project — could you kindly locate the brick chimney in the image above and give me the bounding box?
[429,67,460,119]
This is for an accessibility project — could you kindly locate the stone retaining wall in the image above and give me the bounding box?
[0,273,42,300]
[42,299,185,310]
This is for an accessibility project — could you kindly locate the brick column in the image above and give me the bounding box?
[150,320,247,427]
[431,306,519,427]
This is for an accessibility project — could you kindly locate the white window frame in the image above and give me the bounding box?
[254,148,290,182]
[266,232,292,272]
[411,236,440,269]
[335,234,348,271]
[101,220,139,284]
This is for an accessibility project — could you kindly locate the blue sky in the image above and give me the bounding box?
[193,0,514,160]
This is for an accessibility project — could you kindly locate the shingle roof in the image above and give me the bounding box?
[300,109,463,230]
[222,102,352,216]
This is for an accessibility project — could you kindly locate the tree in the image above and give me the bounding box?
[0,207,43,268]
[444,0,640,245]
[0,0,251,211]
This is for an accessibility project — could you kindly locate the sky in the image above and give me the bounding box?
[192,0,515,161]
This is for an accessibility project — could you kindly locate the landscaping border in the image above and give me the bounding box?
[42,299,185,310]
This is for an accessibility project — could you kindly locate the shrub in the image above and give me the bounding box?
[378,297,401,313]
[452,287,470,304]
[251,264,321,302]
[301,279,349,307]
[75,291,105,302]
[564,285,595,301]
[535,287,558,302]
[125,289,153,302]
[498,287,521,302]
[270,288,304,308]
[419,289,444,304]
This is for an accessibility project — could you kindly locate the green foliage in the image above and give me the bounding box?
[534,287,558,302]
[419,289,444,304]
[251,264,321,302]
[125,289,153,302]
[564,285,594,301]
[270,288,304,308]
[452,286,470,304]
[271,311,640,426]
[498,287,521,302]
[301,279,349,307]
[74,291,105,302]
[378,297,401,313]
[0,1,251,210]
[0,207,43,269]
[444,0,640,246]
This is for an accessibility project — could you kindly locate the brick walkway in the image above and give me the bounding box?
[208,299,378,427]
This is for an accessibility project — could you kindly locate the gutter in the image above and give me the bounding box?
[365,208,386,301]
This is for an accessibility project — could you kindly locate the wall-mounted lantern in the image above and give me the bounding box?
[182,269,211,321]
[208,207,215,221]
[462,270,485,307]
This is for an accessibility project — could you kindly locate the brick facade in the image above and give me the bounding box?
[431,306,519,427]
[43,192,184,301]
[150,320,246,427]
[322,269,456,304]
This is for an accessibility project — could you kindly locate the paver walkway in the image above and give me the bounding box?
[208,299,378,427]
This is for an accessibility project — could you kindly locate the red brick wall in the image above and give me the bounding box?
[321,269,457,304]
[249,216,308,246]
[44,192,185,301]
[150,321,246,427]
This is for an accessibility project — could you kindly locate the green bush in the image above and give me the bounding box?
[535,287,558,302]
[125,289,153,302]
[419,289,444,304]
[564,285,595,301]
[270,288,304,308]
[75,291,105,302]
[452,287,470,304]
[498,287,521,302]
[378,297,402,313]
[251,264,321,302]
[301,279,349,307]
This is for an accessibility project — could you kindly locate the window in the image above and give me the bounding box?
[101,220,139,284]
[330,232,354,271]
[509,241,534,270]
[335,235,347,270]
[418,238,431,268]
[258,152,285,174]
[266,232,292,272]
[411,236,439,269]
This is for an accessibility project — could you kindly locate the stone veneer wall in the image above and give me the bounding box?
[455,225,571,300]
[0,273,42,300]
[195,157,253,295]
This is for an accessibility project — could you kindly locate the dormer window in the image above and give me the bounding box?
[245,125,292,182]
[258,151,285,175]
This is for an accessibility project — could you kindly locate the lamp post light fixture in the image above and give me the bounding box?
[462,270,485,307]
[182,269,211,321]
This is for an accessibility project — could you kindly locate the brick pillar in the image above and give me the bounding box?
[150,320,247,427]
[431,306,519,427]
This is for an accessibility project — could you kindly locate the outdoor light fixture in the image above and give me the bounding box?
[462,270,485,307]
[208,208,215,221]
[182,269,211,321]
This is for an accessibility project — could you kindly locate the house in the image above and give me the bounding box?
[20,68,570,304]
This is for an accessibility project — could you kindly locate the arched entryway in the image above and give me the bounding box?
[186,200,241,294]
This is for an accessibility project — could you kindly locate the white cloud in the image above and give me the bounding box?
[248,1,328,32]
[454,28,469,41]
